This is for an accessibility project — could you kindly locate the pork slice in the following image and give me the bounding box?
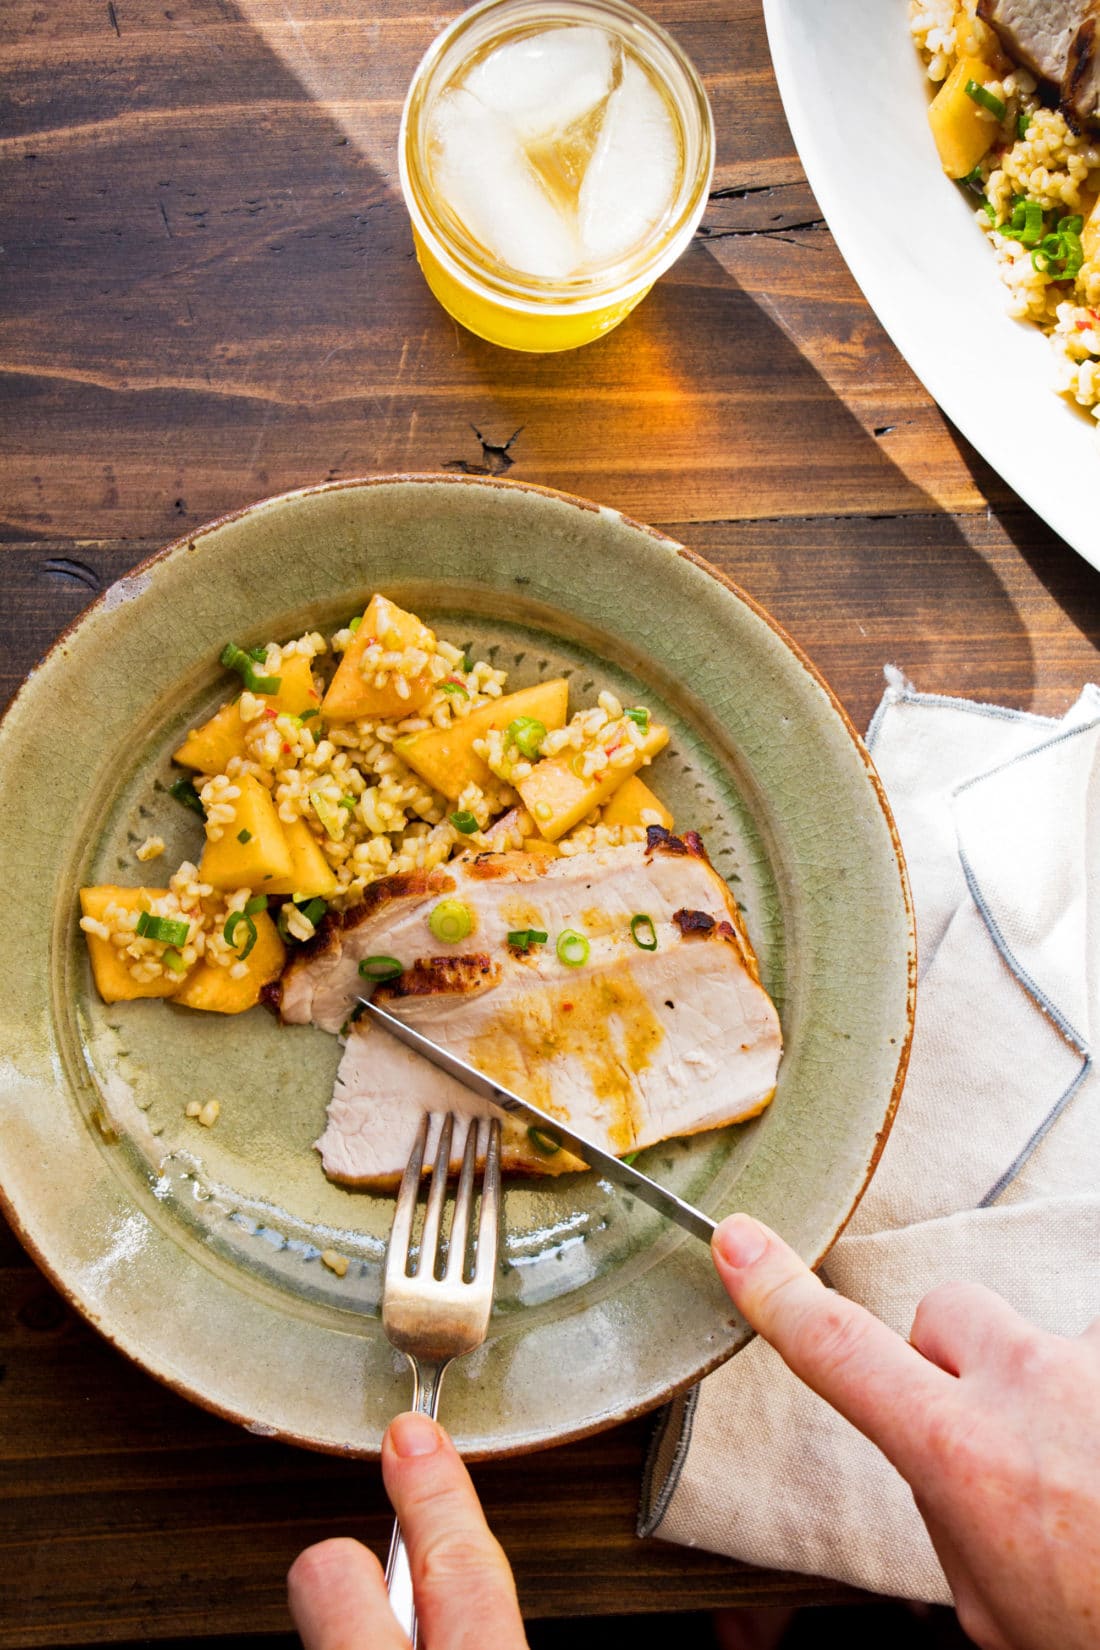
[315,917,781,1187]
[1065,13,1100,124]
[978,0,1088,83]
[280,836,745,1034]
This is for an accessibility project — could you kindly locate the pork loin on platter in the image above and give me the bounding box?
[979,0,1100,127]
[273,828,783,1188]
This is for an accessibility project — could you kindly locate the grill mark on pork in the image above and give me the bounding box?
[673,907,716,936]
[374,954,501,999]
[1066,16,1100,124]
[645,824,708,860]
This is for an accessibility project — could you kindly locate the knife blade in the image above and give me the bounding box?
[358,995,717,1245]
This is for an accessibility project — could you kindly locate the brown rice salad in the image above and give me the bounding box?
[79,594,672,1012]
[912,0,1100,430]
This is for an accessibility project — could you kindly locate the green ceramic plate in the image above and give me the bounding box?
[0,476,914,1457]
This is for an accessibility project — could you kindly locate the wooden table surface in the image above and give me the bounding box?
[3,0,1099,1644]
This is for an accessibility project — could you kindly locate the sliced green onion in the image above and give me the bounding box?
[508,928,548,952]
[170,777,205,816]
[962,162,986,196]
[348,615,363,632]
[982,201,997,222]
[135,911,190,946]
[221,641,281,696]
[964,78,1006,120]
[1001,198,1045,246]
[450,810,479,834]
[338,796,357,811]
[630,914,658,951]
[556,929,589,968]
[624,707,650,732]
[224,910,258,961]
[505,716,547,759]
[237,828,253,844]
[428,899,473,944]
[244,894,268,916]
[162,947,188,974]
[527,1125,562,1157]
[440,680,469,698]
[297,896,328,928]
[299,708,320,721]
[358,955,402,981]
[247,645,268,662]
[1017,111,1031,138]
[621,1151,639,1166]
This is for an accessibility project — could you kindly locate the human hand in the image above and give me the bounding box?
[288,1411,526,1650]
[712,1214,1100,1650]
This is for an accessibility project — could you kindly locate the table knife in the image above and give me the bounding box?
[358,995,717,1245]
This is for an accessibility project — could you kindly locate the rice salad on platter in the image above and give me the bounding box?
[78,594,673,1015]
[911,0,1100,430]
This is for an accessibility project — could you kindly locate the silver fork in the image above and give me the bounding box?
[382,1110,502,1647]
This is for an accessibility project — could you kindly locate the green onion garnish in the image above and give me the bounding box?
[508,928,548,952]
[300,708,320,721]
[556,929,589,968]
[1001,197,1045,246]
[237,828,252,844]
[1017,111,1031,138]
[440,680,469,698]
[982,201,997,222]
[428,899,473,944]
[450,810,479,833]
[962,162,986,197]
[625,707,650,732]
[338,796,356,811]
[224,910,258,961]
[220,642,281,696]
[527,1125,562,1157]
[297,896,328,927]
[630,914,658,951]
[358,955,402,981]
[244,894,268,916]
[162,948,187,974]
[505,716,547,760]
[135,912,190,946]
[964,79,1006,120]
[170,777,205,815]
[621,1151,639,1166]
[348,615,363,632]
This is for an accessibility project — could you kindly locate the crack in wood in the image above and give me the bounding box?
[106,0,121,36]
[443,424,523,477]
[43,557,101,592]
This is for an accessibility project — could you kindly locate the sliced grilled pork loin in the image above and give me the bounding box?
[277,829,783,1187]
[978,0,1100,126]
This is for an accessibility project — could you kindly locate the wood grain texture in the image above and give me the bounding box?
[2,0,1099,1643]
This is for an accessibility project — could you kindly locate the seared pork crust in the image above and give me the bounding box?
[978,0,1100,127]
[375,954,501,999]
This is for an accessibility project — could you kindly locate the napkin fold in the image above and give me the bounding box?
[639,671,1100,1604]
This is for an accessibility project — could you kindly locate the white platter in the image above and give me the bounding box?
[763,0,1100,573]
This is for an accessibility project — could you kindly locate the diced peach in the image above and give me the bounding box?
[199,774,293,890]
[174,655,321,773]
[927,57,1000,179]
[263,816,339,900]
[395,680,570,800]
[599,775,673,832]
[322,595,436,722]
[79,886,191,1002]
[173,910,285,1014]
[517,722,670,842]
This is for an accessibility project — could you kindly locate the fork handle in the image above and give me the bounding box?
[385,1355,450,1647]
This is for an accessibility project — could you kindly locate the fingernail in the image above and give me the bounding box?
[388,1412,442,1459]
[713,1214,767,1269]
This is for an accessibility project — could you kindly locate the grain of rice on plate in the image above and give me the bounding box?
[911,0,1100,429]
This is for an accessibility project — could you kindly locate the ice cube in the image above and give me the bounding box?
[464,26,615,141]
[577,59,680,267]
[429,87,581,279]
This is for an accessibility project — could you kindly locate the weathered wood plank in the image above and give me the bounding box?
[0,0,994,542]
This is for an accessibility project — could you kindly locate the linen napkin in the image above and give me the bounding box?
[639,669,1100,1604]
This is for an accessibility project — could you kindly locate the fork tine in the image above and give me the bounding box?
[474,1118,502,1287]
[386,1112,429,1284]
[415,1111,455,1278]
[444,1116,481,1282]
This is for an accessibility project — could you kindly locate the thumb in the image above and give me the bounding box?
[712,1214,954,1479]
